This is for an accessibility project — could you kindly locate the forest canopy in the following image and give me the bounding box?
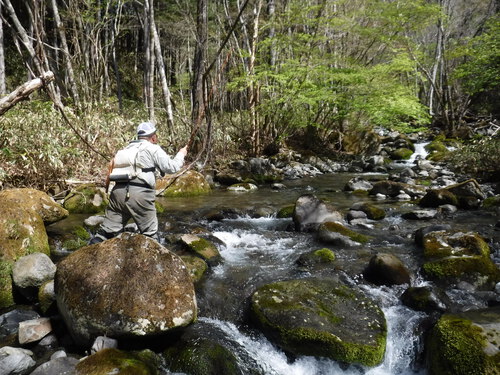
[0,0,498,188]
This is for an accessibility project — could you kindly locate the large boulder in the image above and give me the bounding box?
[250,278,387,366]
[420,179,487,209]
[293,194,344,232]
[0,188,68,225]
[421,231,500,287]
[55,233,197,346]
[363,253,411,286]
[0,190,54,308]
[157,170,212,197]
[63,184,108,214]
[426,306,500,375]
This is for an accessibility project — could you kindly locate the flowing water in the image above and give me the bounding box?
[48,144,499,374]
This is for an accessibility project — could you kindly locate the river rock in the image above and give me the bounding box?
[227,182,258,192]
[369,180,426,198]
[157,170,212,197]
[414,224,452,247]
[76,348,159,375]
[0,188,68,225]
[62,184,108,214]
[18,317,52,344]
[317,222,370,247]
[420,179,486,209]
[426,306,500,375]
[250,278,387,366]
[0,202,50,309]
[293,194,344,232]
[401,286,448,313]
[180,234,222,266]
[12,253,56,302]
[0,346,35,375]
[0,309,40,342]
[421,231,500,286]
[29,356,79,375]
[55,233,197,346]
[363,253,411,286]
[402,209,438,220]
[344,177,373,192]
[350,202,386,220]
[296,248,336,269]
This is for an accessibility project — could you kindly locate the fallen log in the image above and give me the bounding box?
[0,71,55,116]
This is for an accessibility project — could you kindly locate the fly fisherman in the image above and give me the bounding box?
[90,122,188,244]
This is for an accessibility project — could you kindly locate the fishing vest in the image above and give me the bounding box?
[108,141,155,182]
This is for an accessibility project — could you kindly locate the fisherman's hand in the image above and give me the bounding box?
[179,145,188,157]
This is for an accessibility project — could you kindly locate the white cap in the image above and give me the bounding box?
[137,122,156,137]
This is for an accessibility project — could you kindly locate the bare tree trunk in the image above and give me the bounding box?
[192,0,207,131]
[0,71,54,115]
[50,0,79,106]
[143,2,155,121]
[249,0,262,156]
[146,0,175,133]
[0,2,5,95]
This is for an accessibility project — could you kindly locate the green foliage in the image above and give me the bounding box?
[453,15,500,96]
[445,137,500,182]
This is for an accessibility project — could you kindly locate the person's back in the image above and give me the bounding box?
[90,122,188,244]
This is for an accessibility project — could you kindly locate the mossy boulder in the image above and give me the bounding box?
[401,286,448,313]
[350,202,386,220]
[293,194,344,232]
[482,195,500,209]
[163,333,244,375]
[363,253,411,286]
[420,179,486,209]
[421,231,500,285]
[250,278,387,366]
[157,170,211,197]
[0,188,68,224]
[426,306,500,375]
[180,255,208,283]
[63,184,108,214]
[317,221,370,246]
[55,233,197,346]
[369,180,426,198]
[180,234,222,266]
[425,138,450,162]
[0,193,51,309]
[390,148,414,160]
[277,205,294,218]
[296,248,336,269]
[76,348,159,375]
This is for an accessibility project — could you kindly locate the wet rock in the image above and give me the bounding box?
[0,346,35,375]
[164,328,244,375]
[426,306,500,375]
[293,194,344,232]
[0,203,50,309]
[157,170,212,197]
[401,286,448,313]
[0,188,68,225]
[317,222,370,247]
[55,233,197,346]
[421,231,500,286]
[91,336,118,354]
[12,253,56,302]
[227,182,258,192]
[18,317,52,344]
[369,180,425,198]
[350,202,386,220]
[437,204,458,215]
[29,356,79,375]
[363,253,411,286]
[180,234,222,266]
[344,177,373,192]
[402,209,438,220]
[250,278,387,366]
[76,348,159,375]
[62,184,108,214]
[0,309,40,342]
[414,224,452,247]
[296,248,336,269]
[346,210,367,223]
[180,255,208,283]
[420,179,486,209]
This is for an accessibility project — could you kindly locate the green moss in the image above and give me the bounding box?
[422,256,500,282]
[482,196,500,209]
[358,203,386,220]
[76,348,155,375]
[277,205,294,218]
[62,225,91,251]
[391,148,413,160]
[0,260,14,308]
[321,222,371,244]
[154,201,165,214]
[352,190,370,196]
[313,248,336,262]
[427,315,494,375]
[180,255,208,283]
[63,184,108,214]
